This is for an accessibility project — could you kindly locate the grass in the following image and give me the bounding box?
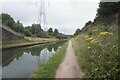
[72,25,119,78]
[34,42,68,78]
[1,37,59,49]
[25,37,58,42]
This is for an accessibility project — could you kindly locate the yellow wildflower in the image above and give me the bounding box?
[99,32,109,36]
[91,39,98,43]
[99,32,113,36]
[85,37,94,41]
[92,29,97,32]
[87,46,91,49]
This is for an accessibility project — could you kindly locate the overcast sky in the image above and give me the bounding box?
[1,0,100,35]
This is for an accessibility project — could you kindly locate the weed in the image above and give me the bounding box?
[72,25,119,78]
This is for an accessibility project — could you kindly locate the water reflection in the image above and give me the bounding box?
[2,41,65,78]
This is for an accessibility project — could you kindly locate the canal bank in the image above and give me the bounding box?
[1,37,68,50]
[2,40,56,50]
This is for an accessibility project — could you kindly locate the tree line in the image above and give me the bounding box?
[74,2,120,36]
[2,13,70,39]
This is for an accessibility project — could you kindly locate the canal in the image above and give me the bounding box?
[2,41,66,78]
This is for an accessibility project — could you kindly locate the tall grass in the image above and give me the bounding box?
[72,25,119,78]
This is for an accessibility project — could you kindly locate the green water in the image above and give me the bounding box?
[2,41,65,78]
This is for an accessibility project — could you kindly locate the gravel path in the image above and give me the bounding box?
[55,40,83,78]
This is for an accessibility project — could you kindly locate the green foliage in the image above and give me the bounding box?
[94,2,120,25]
[74,2,120,36]
[2,13,15,29]
[2,13,26,36]
[53,28,59,36]
[85,21,93,27]
[1,13,68,39]
[74,28,81,36]
[72,26,119,78]
[54,28,59,33]
[47,28,69,39]
[24,30,32,36]
[34,42,68,78]
[87,31,92,35]
[74,21,94,35]
[48,27,53,35]
[1,13,47,38]
[30,24,47,37]
[97,2,120,17]
[72,2,119,78]
[14,20,24,33]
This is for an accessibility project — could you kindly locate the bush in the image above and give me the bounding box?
[2,13,15,29]
[24,30,32,36]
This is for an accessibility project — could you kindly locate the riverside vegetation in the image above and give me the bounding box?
[1,13,70,39]
[1,13,70,49]
[72,2,119,78]
[34,42,68,78]
[72,25,118,78]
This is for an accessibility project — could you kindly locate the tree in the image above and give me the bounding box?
[14,20,24,33]
[24,30,32,36]
[85,21,93,27]
[30,23,47,37]
[94,2,120,25]
[48,28,53,33]
[1,13,68,38]
[96,2,120,18]
[74,29,80,36]
[54,29,59,33]
[53,28,59,37]
[24,26,31,31]
[48,27,53,35]
[2,13,15,29]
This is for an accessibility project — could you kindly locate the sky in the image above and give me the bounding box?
[1,0,101,35]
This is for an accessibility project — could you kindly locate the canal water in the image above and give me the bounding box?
[2,41,66,78]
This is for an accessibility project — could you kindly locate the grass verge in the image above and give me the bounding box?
[1,37,59,49]
[72,25,119,78]
[34,42,68,78]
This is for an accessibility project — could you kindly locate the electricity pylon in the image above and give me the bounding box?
[38,0,47,31]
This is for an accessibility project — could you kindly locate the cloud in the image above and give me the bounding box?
[2,0,100,35]
[2,2,39,25]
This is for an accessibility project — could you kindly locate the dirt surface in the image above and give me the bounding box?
[55,40,83,78]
